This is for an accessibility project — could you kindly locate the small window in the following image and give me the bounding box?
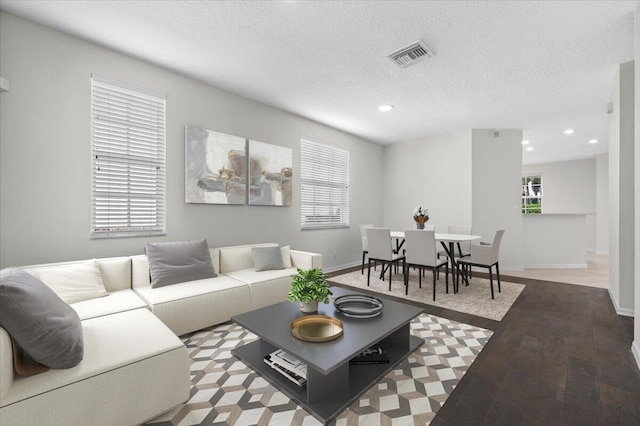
[91,75,166,237]
[522,175,542,214]
[300,138,350,229]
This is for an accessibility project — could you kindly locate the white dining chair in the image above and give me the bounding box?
[366,228,405,291]
[359,224,375,274]
[457,229,505,299]
[437,224,472,280]
[404,230,449,300]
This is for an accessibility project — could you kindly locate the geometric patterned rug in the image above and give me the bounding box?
[329,270,525,321]
[146,314,493,425]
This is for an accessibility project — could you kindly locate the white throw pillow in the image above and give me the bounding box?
[37,259,108,304]
[281,245,292,268]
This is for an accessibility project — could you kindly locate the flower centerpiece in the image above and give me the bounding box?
[413,205,429,229]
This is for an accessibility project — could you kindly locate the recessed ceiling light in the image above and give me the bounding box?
[526,147,534,152]
[563,129,575,135]
[378,104,394,112]
[588,139,599,144]
[521,140,530,145]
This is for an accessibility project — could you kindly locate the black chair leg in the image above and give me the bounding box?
[405,262,409,295]
[465,265,469,286]
[445,264,449,291]
[361,252,366,274]
[496,263,501,292]
[388,261,392,291]
[489,268,494,299]
[418,267,422,289]
[367,259,372,287]
[432,269,436,301]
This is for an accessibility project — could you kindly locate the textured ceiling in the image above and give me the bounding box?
[0,0,635,164]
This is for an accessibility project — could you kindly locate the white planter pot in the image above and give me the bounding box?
[299,301,318,313]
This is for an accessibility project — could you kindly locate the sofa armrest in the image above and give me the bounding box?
[0,327,14,401]
[290,250,322,270]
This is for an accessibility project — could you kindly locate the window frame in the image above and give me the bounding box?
[300,137,350,230]
[522,174,543,214]
[90,74,167,238]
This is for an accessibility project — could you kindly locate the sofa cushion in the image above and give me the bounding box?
[133,275,247,305]
[218,243,288,273]
[0,268,83,369]
[71,289,148,321]
[252,246,285,272]
[37,259,108,304]
[146,240,217,288]
[224,267,297,285]
[224,267,296,310]
[281,245,292,268]
[21,257,132,293]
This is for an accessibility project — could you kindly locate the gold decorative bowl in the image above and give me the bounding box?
[290,315,344,343]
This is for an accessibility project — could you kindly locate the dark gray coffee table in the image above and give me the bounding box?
[231,286,423,424]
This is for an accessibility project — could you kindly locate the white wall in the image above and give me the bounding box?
[0,12,384,269]
[522,157,599,252]
[522,158,596,214]
[609,60,636,317]
[471,129,524,270]
[382,131,473,232]
[523,214,586,268]
[596,153,610,254]
[633,0,640,370]
[382,129,524,270]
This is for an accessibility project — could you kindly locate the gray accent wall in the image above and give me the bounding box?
[0,12,384,269]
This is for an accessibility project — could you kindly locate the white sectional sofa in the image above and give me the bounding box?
[0,257,190,426]
[0,242,321,426]
[130,243,322,336]
[0,310,190,426]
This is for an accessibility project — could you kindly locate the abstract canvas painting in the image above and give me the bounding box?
[185,125,247,204]
[248,140,292,206]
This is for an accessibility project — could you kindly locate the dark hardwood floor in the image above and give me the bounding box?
[327,269,640,425]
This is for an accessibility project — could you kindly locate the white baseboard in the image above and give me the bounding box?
[632,341,640,371]
[496,265,524,272]
[524,263,587,269]
[323,261,360,274]
[607,287,635,317]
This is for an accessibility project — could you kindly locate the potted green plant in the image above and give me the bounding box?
[287,268,332,313]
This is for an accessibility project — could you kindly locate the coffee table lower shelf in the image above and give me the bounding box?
[232,333,423,424]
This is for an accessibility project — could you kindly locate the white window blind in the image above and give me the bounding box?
[300,138,350,229]
[91,75,166,238]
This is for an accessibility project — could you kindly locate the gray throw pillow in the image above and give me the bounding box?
[252,246,286,272]
[0,268,84,369]
[146,239,217,288]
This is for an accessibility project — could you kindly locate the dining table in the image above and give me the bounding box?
[390,231,481,293]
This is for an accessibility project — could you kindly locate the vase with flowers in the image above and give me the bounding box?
[413,205,429,229]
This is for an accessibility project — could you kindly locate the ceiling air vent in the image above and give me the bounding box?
[387,40,433,68]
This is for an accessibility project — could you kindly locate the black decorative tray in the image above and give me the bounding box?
[333,295,384,318]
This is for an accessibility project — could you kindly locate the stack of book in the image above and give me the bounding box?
[349,346,389,365]
[264,349,308,387]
